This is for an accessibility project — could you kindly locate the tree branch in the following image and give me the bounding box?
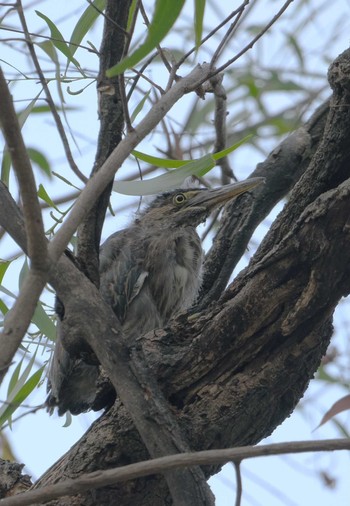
[2,439,348,506]
[76,0,131,285]
[0,67,49,381]
[47,62,213,264]
[200,98,330,305]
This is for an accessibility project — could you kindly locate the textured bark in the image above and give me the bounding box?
[76,0,130,286]
[29,48,350,505]
[0,459,31,499]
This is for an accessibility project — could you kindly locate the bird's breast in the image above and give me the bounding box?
[147,228,203,320]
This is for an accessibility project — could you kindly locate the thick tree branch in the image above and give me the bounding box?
[200,99,330,305]
[0,67,49,381]
[29,50,350,505]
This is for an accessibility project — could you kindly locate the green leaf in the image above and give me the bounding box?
[127,0,139,31]
[36,40,59,65]
[117,135,252,195]
[0,299,9,315]
[106,0,186,76]
[27,148,51,178]
[0,366,44,428]
[36,11,81,69]
[69,0,106,57]
[38,184,58,210]
[114,154,215,196]
[7,361,22,397]
[133,150,186,168]
[0,351,41,427]
[130,90,151,123]
[132,134,252,169]
[32,302,56,341]
[194,0,205,47]
[212,134,253,160]
[0,261,10,284]
[0,285,16,299]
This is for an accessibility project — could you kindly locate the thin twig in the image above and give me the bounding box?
[15,0,88,183]
[211,74,234,183]
[209,0,295,80]
[234,461,243,506]
[175,1,250,69]
[1,439,349,506]
[0,25,99,53]
[210,5,245,68]
[126,51,160,101]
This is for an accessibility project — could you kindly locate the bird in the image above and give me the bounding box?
[46,177,264,415]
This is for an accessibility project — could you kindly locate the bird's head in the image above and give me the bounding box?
[140,177,264,228]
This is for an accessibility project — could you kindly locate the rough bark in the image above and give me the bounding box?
[76,0,130,285]
[0,459,31,499]
[25,48,350,505]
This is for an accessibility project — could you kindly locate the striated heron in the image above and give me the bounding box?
[47,178,264,415]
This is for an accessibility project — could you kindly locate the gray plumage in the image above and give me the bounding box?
[46,179,263,415]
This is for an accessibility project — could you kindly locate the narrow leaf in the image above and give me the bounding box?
[114,154,214,196]
[107,0,186,76]
[133,135,251,169]
[316,394,350,429]
[133,150,185,168]
[36,11,80,69]
[38,184,58,210]
[130,90,151,123]
[0,299,9,315]
[212,134,253,160]
[194,0,205,48]
[69,0,106,57]
[0,367,44,428]
[32,302,56,341]
[127,0,139,31]
[27,148,51,178]
[0,261,10,284]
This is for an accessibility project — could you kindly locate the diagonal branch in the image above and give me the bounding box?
[1,439,349,506]
[0,67,50,381]
[47,62,214,264]
[200,99,330,306]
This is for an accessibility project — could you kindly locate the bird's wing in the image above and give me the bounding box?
[99,229,149,324]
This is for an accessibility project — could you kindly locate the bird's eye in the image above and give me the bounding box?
[173,193,186,205]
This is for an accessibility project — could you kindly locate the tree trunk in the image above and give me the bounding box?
[32,48,350,505]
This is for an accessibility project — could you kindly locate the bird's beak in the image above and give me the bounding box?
[187,177,265,210]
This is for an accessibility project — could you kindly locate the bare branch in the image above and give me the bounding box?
[1,439,349,506]
[0,67,47,268]
[175,1,250,69]
[205,0,295,84]
[234,461,242,506]
[211,74,234,184]
[0,67,50,381]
